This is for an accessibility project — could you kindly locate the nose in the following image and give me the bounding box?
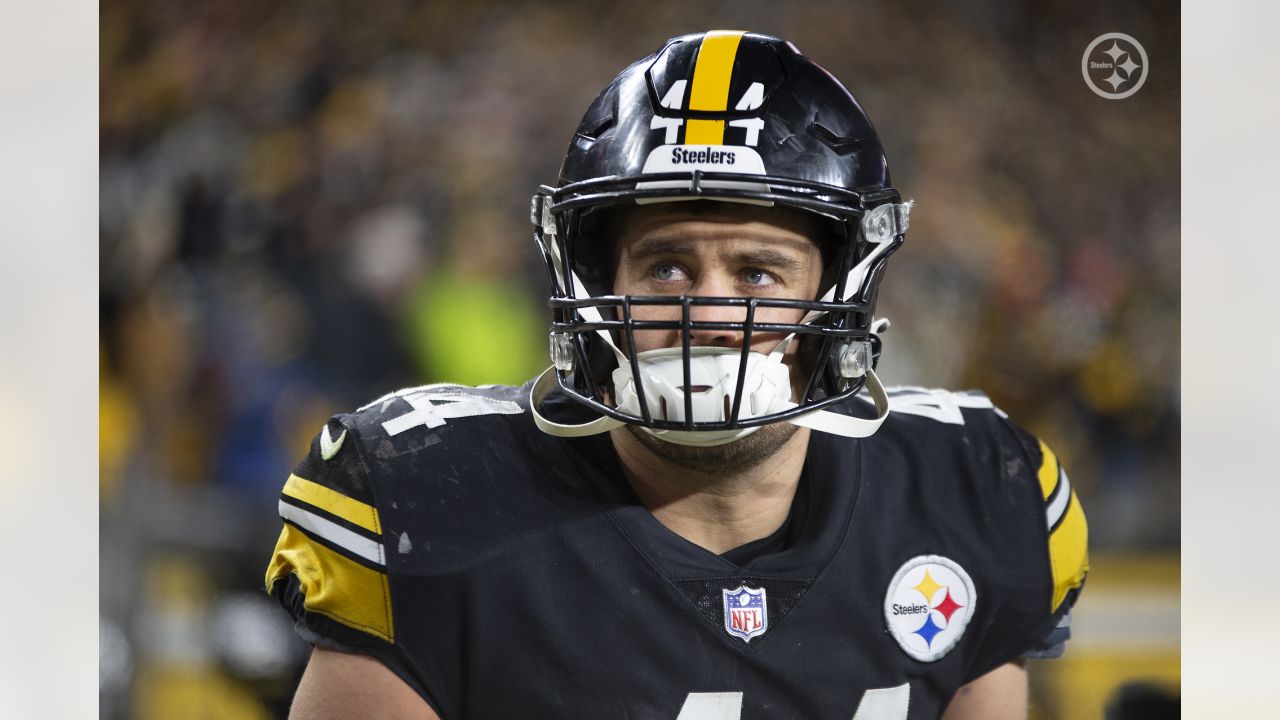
[688,304,745,347]
[687,275,747,347]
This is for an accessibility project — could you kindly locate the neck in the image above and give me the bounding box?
[610,426,810,555]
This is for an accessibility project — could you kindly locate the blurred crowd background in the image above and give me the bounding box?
[99,0,1179,717]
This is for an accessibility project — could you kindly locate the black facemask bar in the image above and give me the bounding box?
[531,171,904,432]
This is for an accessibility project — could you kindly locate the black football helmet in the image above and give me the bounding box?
[530,30,909,442]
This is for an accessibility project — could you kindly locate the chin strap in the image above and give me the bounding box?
[529,366,625,438]
[768,368,890,438]
[528,365,891,441]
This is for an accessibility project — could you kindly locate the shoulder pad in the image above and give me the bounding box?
[352,382,527,439]
[871,386,1090,614]
[997,419,1090,613]
[1032,437,1089,612]
[880,385,1006,426]
[266,416,392,643]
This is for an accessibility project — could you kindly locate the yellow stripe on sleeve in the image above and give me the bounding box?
[1048,490,1089,611]
[1036,439,1089,610]
[1036,439,1060,499]
[265,523,394,642]
[283,474,381,535]
[684,30,744,145]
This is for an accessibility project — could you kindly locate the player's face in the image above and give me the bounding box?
[612,204,826,358]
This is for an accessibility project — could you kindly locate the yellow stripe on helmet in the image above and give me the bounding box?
[684,30,745,145]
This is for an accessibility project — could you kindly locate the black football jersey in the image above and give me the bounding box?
[265,382,1088,719]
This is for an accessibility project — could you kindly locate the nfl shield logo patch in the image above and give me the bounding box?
[722,585,768,642]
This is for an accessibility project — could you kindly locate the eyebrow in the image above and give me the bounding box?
[624,240,698,261]
[730,248,804,271]
[625,240,805,271]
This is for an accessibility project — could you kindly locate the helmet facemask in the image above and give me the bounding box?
[532,188,908,445]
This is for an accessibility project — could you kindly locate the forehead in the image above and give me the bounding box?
[610,202,828,252]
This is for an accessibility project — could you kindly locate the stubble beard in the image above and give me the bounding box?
[624,421,802,477]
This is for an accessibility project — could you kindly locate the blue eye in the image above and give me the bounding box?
[743,269,772,285]
[653,263,685,281]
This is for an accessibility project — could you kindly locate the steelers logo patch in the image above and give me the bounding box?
[884,555,977,662]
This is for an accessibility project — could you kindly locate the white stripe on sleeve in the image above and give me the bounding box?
[1045,468,1072,530]
[279,500,385,567]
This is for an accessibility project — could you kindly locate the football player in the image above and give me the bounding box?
[267,31,1087,719]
